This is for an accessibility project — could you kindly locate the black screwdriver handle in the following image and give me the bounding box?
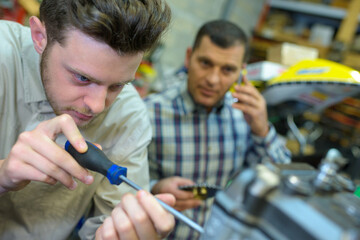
[65,140,127,185]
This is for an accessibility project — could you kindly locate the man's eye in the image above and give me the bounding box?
[200,59,211,67]
[222,67,236,75]
[75,74,89,82]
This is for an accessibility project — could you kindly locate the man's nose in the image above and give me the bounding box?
[206,68,220,85]
[84,87,107,114]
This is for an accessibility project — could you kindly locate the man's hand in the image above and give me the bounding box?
[0,114,94,194]
[95,190,175,240]
[151,176,202,211]
[231,75,269,137]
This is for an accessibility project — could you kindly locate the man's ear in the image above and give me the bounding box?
[29,16,47,54]
[184,47,193,69]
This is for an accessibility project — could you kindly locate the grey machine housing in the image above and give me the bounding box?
[201,149,360,240]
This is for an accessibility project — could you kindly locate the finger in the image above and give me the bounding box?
[234,83,260,98]
[232,89,259,107]
[99,217,120,240]
[111,204,139,240]
[26,131,93,186]
[32,114,93,185]
[242,72,250,85]
[175,177,196,186]
[152,177,195,200]
[233,102,259,117]
[39,114,88,153]
[122,192,157,239]
[7,132,75,188]
[174,189,196,200]
[13,142,76,188]
[137,190,175,238]
[0,158,53,191]
[174,199,203,211]
[173,179,197,199]
[154,193,176,207]
[95,224,104,240]
[233,92,259,109]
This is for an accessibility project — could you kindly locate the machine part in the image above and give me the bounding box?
[314,148,348,191]
[283,175,314,196]
[200,149,360,240]
[287,114,307,155]
[179,184,222,200]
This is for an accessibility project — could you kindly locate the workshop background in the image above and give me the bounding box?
[1,0,359,180]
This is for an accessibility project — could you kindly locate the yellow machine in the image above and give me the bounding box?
[263,59,360,113]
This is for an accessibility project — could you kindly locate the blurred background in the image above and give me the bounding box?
[1,0,359,180]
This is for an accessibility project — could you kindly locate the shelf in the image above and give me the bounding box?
[252,31,329,58]
[269,0,360,21]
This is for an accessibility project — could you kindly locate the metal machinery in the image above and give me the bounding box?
[201,149,360,240]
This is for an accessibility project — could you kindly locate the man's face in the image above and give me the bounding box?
[40,30,143,128]
[185,36,245,112]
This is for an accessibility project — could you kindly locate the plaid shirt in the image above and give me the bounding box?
[145,76,291,240]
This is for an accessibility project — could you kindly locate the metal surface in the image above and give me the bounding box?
[200,149,360,240]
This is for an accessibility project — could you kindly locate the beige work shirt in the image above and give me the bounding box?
[0,20,151,239]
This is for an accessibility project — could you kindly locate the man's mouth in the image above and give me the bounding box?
[200,87,215,97]
[69,110,93,122]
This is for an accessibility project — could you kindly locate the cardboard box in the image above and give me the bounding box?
[309,24,335,47]
[267,42,319,67]
[246,61,287,81]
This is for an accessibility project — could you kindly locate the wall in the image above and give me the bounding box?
[151,0,266,90]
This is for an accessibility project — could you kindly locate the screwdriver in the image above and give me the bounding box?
[65,140,204,234]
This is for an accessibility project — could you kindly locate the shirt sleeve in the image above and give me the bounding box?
[246,123,292,166]
[79,215,106,240]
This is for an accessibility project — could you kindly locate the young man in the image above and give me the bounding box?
[145,20,292,239]
[0,0,174,239]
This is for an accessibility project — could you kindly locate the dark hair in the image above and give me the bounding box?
[39,0,171,54]
[192,19,249,62]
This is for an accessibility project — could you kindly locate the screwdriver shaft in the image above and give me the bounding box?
[119,175,204,234]
[64,141,204,234]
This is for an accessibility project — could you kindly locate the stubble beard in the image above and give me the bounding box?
[39,45,96,130]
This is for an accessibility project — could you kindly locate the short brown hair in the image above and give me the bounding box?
[193,20,249,62]
[40,0,171,54]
